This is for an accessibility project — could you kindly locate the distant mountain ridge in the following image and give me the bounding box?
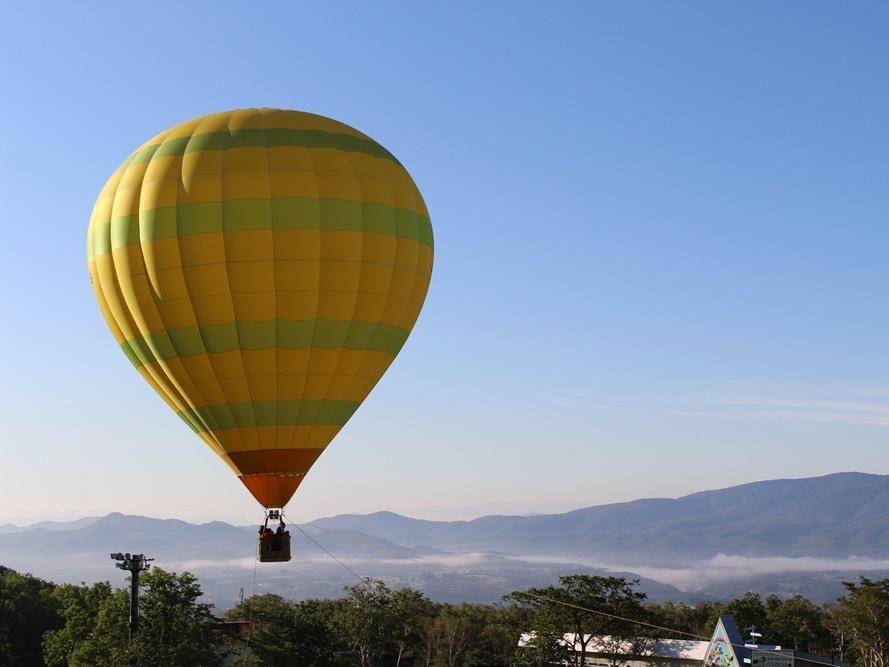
[0,512,417,562]
[5,472,888,563]
[0,516,102,534]
[307,472,889,562]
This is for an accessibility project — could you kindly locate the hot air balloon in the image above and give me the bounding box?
[87,109,433,560]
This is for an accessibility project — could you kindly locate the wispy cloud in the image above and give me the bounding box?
[611,554,889,592]
[172,556,343,570]
[173,558,257,570]
[544,384,889,428]
[135,551,889,595]
[387,552,889,593]
[717,394,889,427]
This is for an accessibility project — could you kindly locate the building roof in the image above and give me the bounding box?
[518,633,709,660]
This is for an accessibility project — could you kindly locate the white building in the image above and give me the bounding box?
[518,632,709,667]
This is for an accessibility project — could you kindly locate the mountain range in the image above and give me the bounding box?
[2,472,887,608]
[310,471,889,561]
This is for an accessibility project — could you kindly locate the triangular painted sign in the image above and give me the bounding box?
[704,616,744,667]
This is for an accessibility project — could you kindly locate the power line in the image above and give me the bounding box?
[513,590,709,640]
[238,548,259,666]
[515,592,844,667]
[285,514,456,574]
[264,527,706,642]
[281,519,693,643]
[283,512,366,583]
[261,516,844,667]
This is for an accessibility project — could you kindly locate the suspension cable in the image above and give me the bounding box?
[274,514,847,665]
[238,536,260,666]
[514,591,843,667]
[282,511,366,583]
[513,590,709,640]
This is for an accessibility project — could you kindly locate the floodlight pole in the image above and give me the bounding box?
[110,552,154,642]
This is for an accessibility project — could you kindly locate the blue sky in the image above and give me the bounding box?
[1,2,888,525]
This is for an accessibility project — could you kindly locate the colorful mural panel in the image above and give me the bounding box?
[705,620,739,667]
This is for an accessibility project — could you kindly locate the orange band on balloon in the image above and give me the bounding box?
[239,473,307,509]
[226,448,323,475]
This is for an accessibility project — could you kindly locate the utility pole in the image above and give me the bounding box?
[110,552,154,642]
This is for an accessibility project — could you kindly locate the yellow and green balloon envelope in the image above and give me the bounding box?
[87,108,433,509]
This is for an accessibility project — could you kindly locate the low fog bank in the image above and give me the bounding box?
[6,547,889,609]
[172,551,889,606]
[600,554,889,592]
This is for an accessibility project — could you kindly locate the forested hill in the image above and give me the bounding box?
[308,472,889,562]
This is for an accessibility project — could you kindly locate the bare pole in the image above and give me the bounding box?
[110,552,154,642]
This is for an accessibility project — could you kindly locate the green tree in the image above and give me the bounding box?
[0,566,61,667]
[423,605,470,667]
[495,602,537,667]
[445,603,516,667]
[225,593,338,666]
[42,581,114,666]
[333,580,441,667]
[764,594,831,654]
[647,600,722,637]
[132,568,221,666]
[68,589,131,667]
[720,592,767,638]
[390,587,436,667]
[70,568,221,666]
[510,575,651,667]
[825,577,889,667]
[335,578,400,667]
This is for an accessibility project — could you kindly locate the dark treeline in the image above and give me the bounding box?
[2,564,889,667]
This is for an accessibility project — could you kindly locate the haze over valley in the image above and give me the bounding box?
[3,472,886,609]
